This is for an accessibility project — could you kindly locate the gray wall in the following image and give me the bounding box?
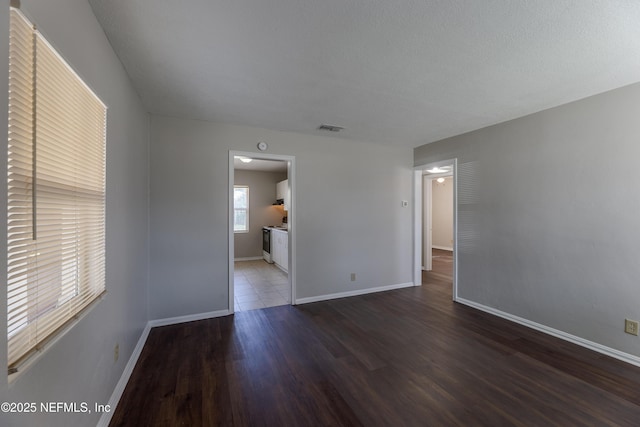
[150,116,414,319]
[0,1,149,426]
[234,169,287,259]
[415,82,640,358]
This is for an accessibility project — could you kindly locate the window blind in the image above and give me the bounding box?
[7,8,107,372]
[233,186,249,232]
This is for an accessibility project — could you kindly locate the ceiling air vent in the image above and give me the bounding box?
[317,124,344,132]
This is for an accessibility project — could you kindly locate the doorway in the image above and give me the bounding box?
[228,151,296,313]
[413,160,458,300]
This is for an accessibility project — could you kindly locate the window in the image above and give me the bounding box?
[233,186,249,233]
[7,8,107,374]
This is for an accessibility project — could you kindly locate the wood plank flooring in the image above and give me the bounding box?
[426,248,454,282]
[110,252,640,426]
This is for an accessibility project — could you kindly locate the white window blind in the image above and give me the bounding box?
[7,8,107,373]
[233,186,249,232]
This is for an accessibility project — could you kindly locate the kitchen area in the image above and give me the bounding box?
[262,178,290,271]
[233,156,290,311]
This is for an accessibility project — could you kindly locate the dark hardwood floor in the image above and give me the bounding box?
[110,251,640,426]
[426,248,454,282]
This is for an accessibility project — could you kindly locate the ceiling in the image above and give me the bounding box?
[234,157,287,172]
[88,0,640,148]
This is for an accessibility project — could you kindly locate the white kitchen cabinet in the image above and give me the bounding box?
[276,179,289,211]
[271,229,288,273]
[271,230,281,267]
[280,232,288,271]
[276,180,286,200]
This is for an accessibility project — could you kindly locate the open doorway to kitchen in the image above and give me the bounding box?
[229,151,296,312]
[413,160,457,300]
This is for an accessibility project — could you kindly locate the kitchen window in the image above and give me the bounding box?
[7,8,107,375]
[233,186,249,233]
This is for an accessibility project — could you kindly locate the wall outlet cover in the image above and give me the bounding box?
[624,319,639,336]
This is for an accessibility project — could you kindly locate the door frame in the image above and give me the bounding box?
[423,175,433,272]
[228,151,296,313]
[413,158,458,301]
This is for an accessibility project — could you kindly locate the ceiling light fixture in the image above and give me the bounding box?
[235,156,253,163]
[427,167,449,174]
[437,177,445,183]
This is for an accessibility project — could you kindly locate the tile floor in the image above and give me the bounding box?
[234,260,290,312]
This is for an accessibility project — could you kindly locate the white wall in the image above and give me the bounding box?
[234,169,287,259]
[432,177,453,250]
[149,116,414,319]
[414,82,640,358]
[0,1,149,426]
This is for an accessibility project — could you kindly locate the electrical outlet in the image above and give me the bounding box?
[624,319,639,336]
[350,273,356,282]
[114,343,120,362]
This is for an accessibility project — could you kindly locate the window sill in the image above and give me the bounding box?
[8,292,106,386]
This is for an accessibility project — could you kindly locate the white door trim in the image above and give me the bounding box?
[413,169,423,285]
[413,159,458,301]
[228,151,297,312]
[423,175,433,272]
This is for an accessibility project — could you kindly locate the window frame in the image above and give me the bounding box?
[233,185,249,233]
[7,7,107,378]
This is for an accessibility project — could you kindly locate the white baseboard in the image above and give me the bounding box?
[234,256,264,262]
[432,245,453,251]
[456,297,640,368]
[295,282,414,305]
[97,323,152,427]
[98,309,231,426]
[274,264,288,274]
[148,309,231,328]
